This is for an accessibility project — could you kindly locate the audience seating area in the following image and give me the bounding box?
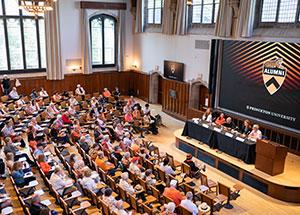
[0,87,243,215]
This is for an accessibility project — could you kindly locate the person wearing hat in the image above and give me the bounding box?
[163,179,185,206]
[198,202,210,214]
[184,154,206,178]
[1,75,10,95]
[128,157,141,176]
[180,192,199,215]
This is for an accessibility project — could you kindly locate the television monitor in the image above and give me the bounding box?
[164,60,184,82]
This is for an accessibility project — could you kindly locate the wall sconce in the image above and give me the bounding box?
[66,59,82,73]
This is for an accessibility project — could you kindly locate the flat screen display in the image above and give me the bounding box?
[164,60,184,82]
[218,40,300,133]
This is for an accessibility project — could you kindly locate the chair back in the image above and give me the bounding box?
[166,153,175,169]
[128,193,139,211]
[107,176,117,191]
[98,167,107,183]
[146,159,155,171]
[117,185,127,201]
[200,173,208,186]
[99,198,111,215]
[163,195,173,204]
[183,183,195,196]
[142,203,152,215]
[150,185,161,201]
[138,177,147,191]
[200,193,214,211]
[218,182,231,200]
[157,167,166,182]
[181,162,191,176]
[178,205,193,215]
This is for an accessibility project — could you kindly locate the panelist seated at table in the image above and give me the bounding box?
[239,119,252,135]
[223,117,237,130]
[202,108,213,123]
[214,113,226,126]
[248,124,262,141]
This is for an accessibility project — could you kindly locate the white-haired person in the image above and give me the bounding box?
[49,167,76,196]
[103,88,111,98]
[9,87,20,100]
[75,84,85,96]
[80,168,102,196]
[119,172,146,201]
[180,192,199,215]
[161,202,176,215]
[113,200,129,215]
[163,180,185,206]
[248,124,262,141]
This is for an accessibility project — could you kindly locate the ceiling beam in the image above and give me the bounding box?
[80,1,127,10]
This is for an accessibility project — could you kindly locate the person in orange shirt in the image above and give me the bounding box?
[37,154,52,178]
[215,113,225,125]
[124,111,134,123]
[132,106,141,119]
[163,180,185,206]
[95,152,115,175]
[103,88,111,98]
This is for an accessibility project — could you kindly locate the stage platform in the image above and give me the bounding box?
[174,128,300,203]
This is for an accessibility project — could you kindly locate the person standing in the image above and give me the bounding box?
[1,75,10,95]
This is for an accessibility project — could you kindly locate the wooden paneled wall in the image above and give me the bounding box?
[14,71,137,97]
[161,78,189,120]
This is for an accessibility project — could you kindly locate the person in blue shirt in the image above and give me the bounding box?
[12,162,35,187]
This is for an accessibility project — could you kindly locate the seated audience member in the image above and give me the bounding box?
[112,87,121,97]
[132,106,141,119]
[1,75,10,95]
[112,146,123,162]
[9,87,20,100]
[163,180,185,206]
[161,202,176,215]
[48,103,60,115]
[248,124,262,141]
[5,153,14,171]
[75,84,85,96]
[102,188,117,210]
[33,143,45,158]
[37,154,52,178]
[160,157,176,176]
[180,192,198,215]
[119,172,135,195]
[103,88,111,98]
[29,194,56,215]
[184,154,205,178]
[143,103,151,116]
[202,108,213,123]
[124,111,134,123]
[95,152,115,174]
[121,152,131,171]
[30,89,38,100]
[240,119,252,135]
[113,200,128,215]
[128,157,141,176]
[215,113,225,125]
[73,155,86,176]
[39,87,49,98]
[0,103,8,117]
[81,168,102,195]
[12,162,35,188]
[61,111,72,125]
[69,95,78,107]
[143,169,157,186]
[52,92,61,103]
[49,167,75,196]
[223,117,236,129]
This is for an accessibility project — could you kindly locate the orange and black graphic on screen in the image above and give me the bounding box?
[224,41,300,92]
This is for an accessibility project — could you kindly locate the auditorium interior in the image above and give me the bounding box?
[0,0,300,214]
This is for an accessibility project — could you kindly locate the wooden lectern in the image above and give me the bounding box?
[255,140,288,176]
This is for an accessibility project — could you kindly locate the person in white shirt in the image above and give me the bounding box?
[118,172,135,195]
[102,188,117,210]
[202,108,212,123]
[9,87,20,100]
[113,200,129,215]
[49,167,75,196]
[143,103,151,115]
[180,192,199,215]
[75,84,85,96]
[128,157,141,176]
[69,95,78,106]
[160,157,176,176]
[248,124,262,141]
[81,168,101,195]
[39,87,48,98]
[123,132,132,149]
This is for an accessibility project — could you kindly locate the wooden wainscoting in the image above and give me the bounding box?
[14,71,132,96]
[129,71,150,102]
[161,78,189,121]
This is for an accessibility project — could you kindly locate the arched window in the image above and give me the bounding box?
[90,14,116,68]
[0,0,46,73]
[259,0,300,24]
